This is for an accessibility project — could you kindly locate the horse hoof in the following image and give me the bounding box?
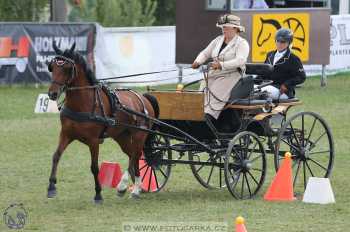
[130,193,141,200]
[94,199,103,204]
[94,196,103,204]
[47,190,57,198]
[116,189,127,197]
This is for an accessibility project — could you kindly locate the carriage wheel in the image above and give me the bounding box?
[188,150,226,189]
[140,134,172,192]
[224,131,266,199]
[274,112,334,191]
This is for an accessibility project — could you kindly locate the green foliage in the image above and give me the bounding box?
[68,0,97,22]
[154,0,176,26]
[0,0,48,22]
[68,0,157,27]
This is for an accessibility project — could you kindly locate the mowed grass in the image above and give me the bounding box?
[0,75,350,232]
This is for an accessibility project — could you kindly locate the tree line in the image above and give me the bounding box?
[0,0,176,26]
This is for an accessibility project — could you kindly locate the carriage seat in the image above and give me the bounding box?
[229,63,274,103]
[245,63,274,76]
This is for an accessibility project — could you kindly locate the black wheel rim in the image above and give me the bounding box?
[140,135,172,192]
[274,112,334,192]
[224,131,266,199]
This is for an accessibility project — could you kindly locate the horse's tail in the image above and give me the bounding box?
[143,93,159,119]
[143,93,160,160]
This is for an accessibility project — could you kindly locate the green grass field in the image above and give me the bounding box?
[1,75,350,232]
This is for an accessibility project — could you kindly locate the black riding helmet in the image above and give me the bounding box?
[275,28,293,44]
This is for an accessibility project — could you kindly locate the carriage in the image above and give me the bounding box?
[138,63,334,199]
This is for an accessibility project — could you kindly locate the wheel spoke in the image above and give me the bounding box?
[158,167,168,178]
[195,158,211,173]
[206,165,215,185]
[301,114,305,147]
[306,117,317,142]
[293,160,301,187]
[251,168,263,172]
[249,154,262,164]
[244,173,252,197]
[308,150,330,155]
[305,160,314,177]
[153,169,160,189]
[310,132,327,150]
[241,173,245,199]
[247,170,259,185]
[231,172,241,190]
[281,138,301,152]
[139,163,148,171]
[148,167,153,192]
[303,161,307,189]
[308,158,328,171]
[247,141,258,160]
[141,166,150,182]
[290,122,301,147]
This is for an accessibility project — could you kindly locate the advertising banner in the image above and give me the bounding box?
[0,23,95,84]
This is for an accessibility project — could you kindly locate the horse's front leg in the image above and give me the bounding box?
[89,140,103,204]
[47,132,72,198]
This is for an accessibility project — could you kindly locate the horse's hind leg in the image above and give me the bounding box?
[47,132,72,198]
[88,140,103,204]
[129,132,148,199]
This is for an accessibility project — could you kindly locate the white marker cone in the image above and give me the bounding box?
[302,177,335,204]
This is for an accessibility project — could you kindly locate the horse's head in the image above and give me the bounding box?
[48,41,77,101]
[256,18,281,47]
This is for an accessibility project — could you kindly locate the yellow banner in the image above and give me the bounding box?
[252,13,310,62]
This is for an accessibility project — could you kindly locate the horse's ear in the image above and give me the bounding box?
[53,40,62,55]
[48,62,53,72]
[69,42,76,53]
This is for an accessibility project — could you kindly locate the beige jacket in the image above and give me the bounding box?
[194,35,250,119]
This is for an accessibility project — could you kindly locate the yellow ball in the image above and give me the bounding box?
[285,152,292,158]
[235,216,245,225]
[176,84,184,91]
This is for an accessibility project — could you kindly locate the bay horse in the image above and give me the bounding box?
[47,42,159,203]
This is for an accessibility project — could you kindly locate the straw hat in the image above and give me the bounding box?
[216,14,245,32]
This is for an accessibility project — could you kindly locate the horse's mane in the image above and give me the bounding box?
[61,49,99,85]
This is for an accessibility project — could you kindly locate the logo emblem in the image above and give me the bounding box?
[3,203,28,229]
[252,13,310,62]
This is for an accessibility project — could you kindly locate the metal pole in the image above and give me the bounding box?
[321,64,327,87]
[177,65,183,83]
[51,0,67,22]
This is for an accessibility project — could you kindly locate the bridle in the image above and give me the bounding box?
[49,55,77,90]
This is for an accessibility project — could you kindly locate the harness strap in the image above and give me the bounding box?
[61,107,117,126]
[128,89,149,116]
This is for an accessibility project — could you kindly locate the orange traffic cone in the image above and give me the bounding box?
[235,216,248,232]
[98,162,122,188]
[264,152,295,201]
[139,155,157,192]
